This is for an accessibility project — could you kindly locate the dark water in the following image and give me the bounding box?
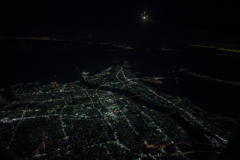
[0,39,240,159]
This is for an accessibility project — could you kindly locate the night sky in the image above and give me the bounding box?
[1,0,240,43]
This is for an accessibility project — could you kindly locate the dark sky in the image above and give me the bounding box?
[0,0,239,42]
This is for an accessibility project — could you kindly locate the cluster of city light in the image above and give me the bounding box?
[84,63,237,152]
[0,63,237,159]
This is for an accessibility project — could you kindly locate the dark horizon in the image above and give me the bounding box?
[0,0,240,44]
